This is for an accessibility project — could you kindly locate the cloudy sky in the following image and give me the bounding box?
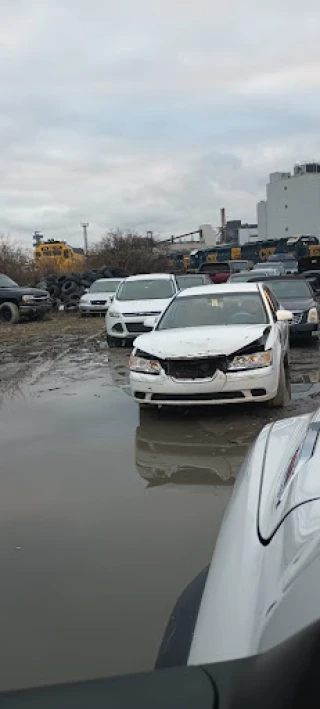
[1,0,320,248]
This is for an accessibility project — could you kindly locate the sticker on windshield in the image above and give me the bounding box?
[211,299,218,306]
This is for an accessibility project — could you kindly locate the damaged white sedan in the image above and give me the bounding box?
[129,283,293,408]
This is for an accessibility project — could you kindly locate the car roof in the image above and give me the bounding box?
[177,273,207,278]
[249,275,306,281]
[94,277,122,283]
[123,273,174,282]
[177,283,261,297]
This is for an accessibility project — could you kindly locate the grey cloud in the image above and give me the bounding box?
[1,0,320,247]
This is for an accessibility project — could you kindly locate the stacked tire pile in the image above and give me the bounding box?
[36,267,127,311]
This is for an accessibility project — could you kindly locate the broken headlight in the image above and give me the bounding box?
[228,349,273,371]
[129,355,161,375]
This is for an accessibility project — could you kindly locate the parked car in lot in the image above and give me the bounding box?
[0,273,51,324]
[106,273,178,347]
[176,274,211,290]
[302,269,320,296]
[254,261,286,274]
[267,253,298,273]
[229,268,281,283]
[79,278,122,315]
[199,260,251,284]
[248,275,320,340]
[129,283,292,408]
[158,407,320,677]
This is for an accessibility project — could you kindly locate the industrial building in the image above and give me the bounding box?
[258,162,320,240]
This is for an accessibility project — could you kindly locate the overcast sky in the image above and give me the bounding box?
[1,0,320,248]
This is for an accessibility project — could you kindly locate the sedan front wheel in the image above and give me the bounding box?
[267,362,289,408]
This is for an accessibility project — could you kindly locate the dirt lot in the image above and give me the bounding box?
[0,312,104,352]
[0,313,106,389]
[1,313,319,409]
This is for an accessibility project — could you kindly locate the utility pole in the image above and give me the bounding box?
[81,223,89,256]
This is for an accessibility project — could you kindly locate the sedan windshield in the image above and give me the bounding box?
[117,279,175,301]
[0,275,18,288]
[158,292,268,329]
[89,279,120,293]
[255,262,284,272]
[176,276,208,289]
[230,261,249,272]
[268,280,312,300]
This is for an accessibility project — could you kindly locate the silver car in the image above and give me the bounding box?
[79,278,122,315]
[155,406,320,674]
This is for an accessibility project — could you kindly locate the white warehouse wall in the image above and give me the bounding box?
[258,168,320,239]
[257,201,267,240]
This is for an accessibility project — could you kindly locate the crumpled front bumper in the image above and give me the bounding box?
[130,365,279,406]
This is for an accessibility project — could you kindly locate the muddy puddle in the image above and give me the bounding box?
[0,338,319,690]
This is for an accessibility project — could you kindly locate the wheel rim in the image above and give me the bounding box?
[0,306,13,323]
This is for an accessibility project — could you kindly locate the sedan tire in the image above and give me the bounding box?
[267,362,289,408]
[107,335,122,348]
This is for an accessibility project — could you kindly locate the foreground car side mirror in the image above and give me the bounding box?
[276,309,293,322]
[144,316,157,329]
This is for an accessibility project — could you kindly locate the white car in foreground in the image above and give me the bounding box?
[79,278,122,315]
[129,283,292,408]
[106,273,178,347]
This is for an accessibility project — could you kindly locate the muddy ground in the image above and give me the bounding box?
[0,315,319,690]
[1,312,319,411]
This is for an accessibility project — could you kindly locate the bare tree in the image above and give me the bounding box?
[88,229,170,274]
[0,236,35,284]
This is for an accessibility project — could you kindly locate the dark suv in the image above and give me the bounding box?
[0,274,51,324]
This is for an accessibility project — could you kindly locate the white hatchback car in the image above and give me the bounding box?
[129,283,292,408]
[79,278,122,315]
[106,273,178,347]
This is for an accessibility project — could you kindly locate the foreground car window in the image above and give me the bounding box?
[269,281,312,299]
[158,292,268,329]
[90,280,120,293]
[117,279,175,301]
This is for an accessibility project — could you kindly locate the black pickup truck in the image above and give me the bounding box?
[0,273,51,324]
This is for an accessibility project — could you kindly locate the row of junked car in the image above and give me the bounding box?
[92,271,319,410]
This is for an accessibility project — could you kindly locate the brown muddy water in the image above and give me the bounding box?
[0,339,319,690]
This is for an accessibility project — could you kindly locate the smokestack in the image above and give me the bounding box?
[220,208,226,230]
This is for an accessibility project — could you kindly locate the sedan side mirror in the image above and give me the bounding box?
[144,316,157,329]
[276,309,293,322]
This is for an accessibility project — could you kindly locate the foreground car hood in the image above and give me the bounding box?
[134,325,269,358]
[189,408,320,666]
[115,298,172,315]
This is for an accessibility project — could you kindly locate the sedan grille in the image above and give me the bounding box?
[165,356,228,380]
[290,311,303,325]
[126,322,153,333]
[91,300,106,305]
[123,311,161,317]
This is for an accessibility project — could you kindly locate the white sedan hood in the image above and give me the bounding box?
[134,324,269,358]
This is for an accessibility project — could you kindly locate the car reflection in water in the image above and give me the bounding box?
[135,411,249,489]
